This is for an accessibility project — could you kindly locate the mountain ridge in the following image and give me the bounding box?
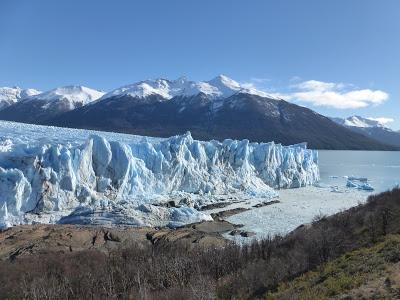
[99,74,276,101]
[332,115,400,147]
[48,92,397,150]
[0,76,397,150]
[0,87,41,110]
[0,85,104,123]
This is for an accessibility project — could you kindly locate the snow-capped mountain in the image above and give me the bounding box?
[0,85,104,123]
[28,85,105,107]
[331,116,400,147]
[0,77,396,150]
[0,87,41,110]
[50,76,395,150]
[332,116,389,129]
[101,75,275,100]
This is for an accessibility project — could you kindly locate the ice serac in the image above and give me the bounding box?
[0,130,319,228]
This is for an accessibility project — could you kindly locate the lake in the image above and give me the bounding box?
[226,150,400,241]
[319,150,400,193]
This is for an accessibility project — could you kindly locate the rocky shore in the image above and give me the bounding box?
[0,198,284,260]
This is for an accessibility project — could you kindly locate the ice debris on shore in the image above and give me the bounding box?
[0,121,319,228]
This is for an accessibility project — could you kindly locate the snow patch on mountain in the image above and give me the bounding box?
[332,116,391,129]
[101,75,277,101]
[0,87,41,110]
[0,121,319,228]
[26,86,105,109]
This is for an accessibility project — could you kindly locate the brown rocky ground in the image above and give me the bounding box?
[0,219,240,261]
[0,201,260,261]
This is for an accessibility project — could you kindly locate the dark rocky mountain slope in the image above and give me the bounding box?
[47,92,397,150]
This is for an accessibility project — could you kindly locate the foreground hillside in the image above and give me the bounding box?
[0,188,399,299]
[270,234,400,299]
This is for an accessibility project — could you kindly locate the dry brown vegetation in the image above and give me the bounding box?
[0,188,399,299]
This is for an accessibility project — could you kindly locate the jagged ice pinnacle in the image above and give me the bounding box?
[0,121,319,228]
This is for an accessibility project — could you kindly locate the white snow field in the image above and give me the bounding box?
[0,121,319,228]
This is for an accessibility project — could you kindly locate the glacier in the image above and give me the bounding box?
[0,121,319,228]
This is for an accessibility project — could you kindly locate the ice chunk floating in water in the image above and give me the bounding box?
[0,121,319,228]
[346,178,374,191]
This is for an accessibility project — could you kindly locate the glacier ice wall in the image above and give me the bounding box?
[0,128,319,228]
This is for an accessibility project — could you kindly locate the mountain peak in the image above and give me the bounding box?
[332,115,393,130]
[207,75,241,94]
[175,76,188,84]
[344,116,387,128]
[101,75,276,101]
[330,115,400,147]
[0,86,41,109]
[29,85,105,105]
[209,74,240,86]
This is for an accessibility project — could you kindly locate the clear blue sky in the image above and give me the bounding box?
[1,0,399,129]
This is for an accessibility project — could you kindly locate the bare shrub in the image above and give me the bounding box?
[0,188,399,299]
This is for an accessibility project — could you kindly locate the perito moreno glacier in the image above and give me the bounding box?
[0,121,319,228]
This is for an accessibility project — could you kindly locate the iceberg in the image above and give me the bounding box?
[348,176,368,183]
[346,178,374,191]
[0,121,319,228]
